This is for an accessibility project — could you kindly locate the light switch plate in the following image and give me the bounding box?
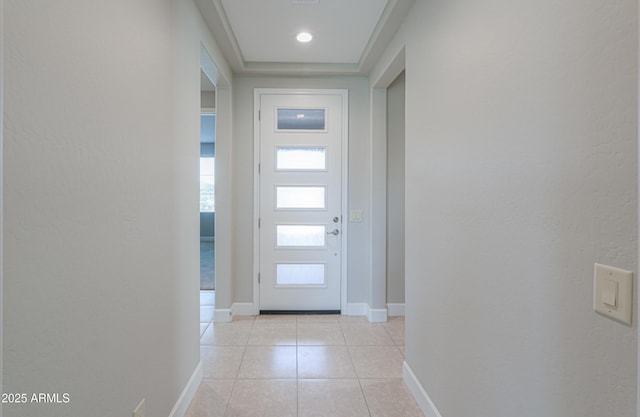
[594,263,633,325]
[350,210,362,222]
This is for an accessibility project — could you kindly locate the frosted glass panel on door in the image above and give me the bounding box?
[277,108,326,130]
[276,186,326,209]
[276,147,326,170]
[277,225,326,247]
[276,264,326,286]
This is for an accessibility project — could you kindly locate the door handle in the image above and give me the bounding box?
[326,229,340,236]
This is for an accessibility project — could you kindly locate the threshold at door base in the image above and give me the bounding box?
[260,310,341,315]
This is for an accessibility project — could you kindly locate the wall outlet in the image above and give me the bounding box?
[133,398,145,417]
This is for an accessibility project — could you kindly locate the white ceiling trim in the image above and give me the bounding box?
[195,0,415,76]
[358,0,414,74]
[211,0,247,68]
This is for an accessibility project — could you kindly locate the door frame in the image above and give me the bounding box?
[252,88,349,314]
[369,47,405,321]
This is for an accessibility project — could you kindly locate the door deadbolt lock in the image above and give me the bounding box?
[333,217,340,223]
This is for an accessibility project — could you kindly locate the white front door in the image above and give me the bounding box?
[257,90,346,311]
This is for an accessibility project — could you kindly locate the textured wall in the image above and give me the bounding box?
[3,0,208,415]
[375,0,638,416]
[0,0,4,409]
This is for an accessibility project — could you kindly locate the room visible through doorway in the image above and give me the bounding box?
[200,71,216,290]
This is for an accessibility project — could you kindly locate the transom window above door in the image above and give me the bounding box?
[276,108,327,131]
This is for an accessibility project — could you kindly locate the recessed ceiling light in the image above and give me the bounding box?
[296,32,313,43]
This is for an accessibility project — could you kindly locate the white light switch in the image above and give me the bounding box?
[350,210,362,222]
[602,279,618,307]
[594,263,633,325]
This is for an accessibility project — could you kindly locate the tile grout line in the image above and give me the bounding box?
[357,377,374,417]
[384,321,401,349]
[342,318,373,417]
[226,316,254,416]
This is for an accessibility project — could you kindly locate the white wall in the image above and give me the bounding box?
[201,91,216,109]
[386,71,405,305]
[3,0,221,415]
[373,0,638,416]
[231,76,371,306]
[0,0,4,412]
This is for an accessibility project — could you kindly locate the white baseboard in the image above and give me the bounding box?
[168,361,202,417]
[387,303,405,316]
[403,361,443,417]
[214,308,232,323]
[344,303,389,322]
[232,302,256,316]
[344,303,368,316]
[367,306,388,323]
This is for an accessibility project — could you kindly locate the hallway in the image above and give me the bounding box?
[188,292,422,416]
[4,1,637,416]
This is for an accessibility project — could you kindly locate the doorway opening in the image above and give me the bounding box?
[386,70,405,315]
[200,71,216,291]
[370,47,405,322]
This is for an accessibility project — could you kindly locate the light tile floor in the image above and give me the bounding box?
[189,291,424,417]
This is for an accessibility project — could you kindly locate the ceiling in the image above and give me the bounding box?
[194,0,414,76]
